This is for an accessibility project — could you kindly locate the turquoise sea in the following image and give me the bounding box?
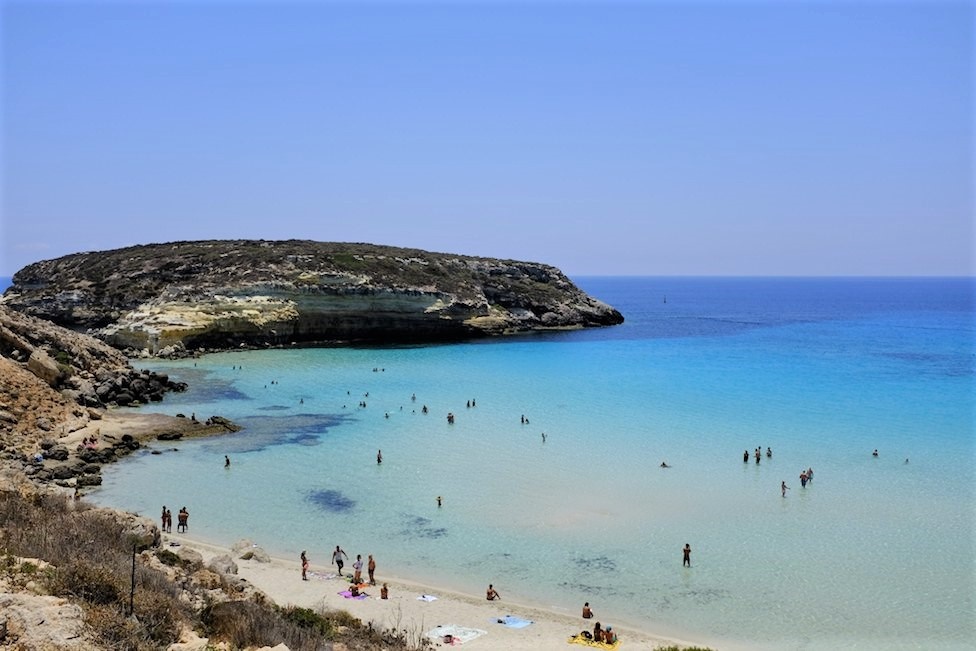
[77,277,973,650]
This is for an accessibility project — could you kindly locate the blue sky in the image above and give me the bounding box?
[1,1,972,276]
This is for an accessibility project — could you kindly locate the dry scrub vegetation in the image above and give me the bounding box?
[0,489,431,650]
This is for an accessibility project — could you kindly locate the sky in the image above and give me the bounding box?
[1,0,972,277]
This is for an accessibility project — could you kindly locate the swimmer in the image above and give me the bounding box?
[660,461,671,468]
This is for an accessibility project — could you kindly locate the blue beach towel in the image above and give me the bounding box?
[492,615,533,628]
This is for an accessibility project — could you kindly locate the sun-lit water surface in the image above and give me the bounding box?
[89,277,976,651]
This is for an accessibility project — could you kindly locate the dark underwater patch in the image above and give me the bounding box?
[308,489,356,513]
[573,555,617,573]
[205,413,350,453]
[399,515,447,539]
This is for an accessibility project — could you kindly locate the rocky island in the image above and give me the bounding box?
[1,240,624,355]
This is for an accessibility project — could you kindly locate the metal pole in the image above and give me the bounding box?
[128,542,136,616]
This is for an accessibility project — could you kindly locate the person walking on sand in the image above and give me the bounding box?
[301,551,309,580]
[486,584,500,600]
[781,480,790,497]
[683,543,691,567]
[368,554,376,584]
[332,545,348,576]
[353,554,363,583]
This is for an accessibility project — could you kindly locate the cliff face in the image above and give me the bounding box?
[1,240,623,353]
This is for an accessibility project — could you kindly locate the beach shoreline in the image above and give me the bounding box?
[162,530,719,651]
[69,410,727,650]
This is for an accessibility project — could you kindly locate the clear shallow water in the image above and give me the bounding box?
[90,277,976,651]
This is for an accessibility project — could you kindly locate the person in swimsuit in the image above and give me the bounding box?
[332,545,348,576]
[683,543,691,567]
[368,554,376,584]
[353,554,363,583]
[486,584,500,600]
[301,551,309,580]
[381,583,389,599]
[582,602,593,618]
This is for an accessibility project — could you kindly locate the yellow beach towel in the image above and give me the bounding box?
[568,633,620,649]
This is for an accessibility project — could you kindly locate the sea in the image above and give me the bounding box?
[14,276,974,651]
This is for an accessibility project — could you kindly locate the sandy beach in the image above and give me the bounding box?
[163,533,704,651]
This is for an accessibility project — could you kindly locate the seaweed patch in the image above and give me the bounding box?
[308,489,356,513]
[399,515,447,539]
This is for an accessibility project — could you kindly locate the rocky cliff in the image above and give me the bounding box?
[2,240,623,353]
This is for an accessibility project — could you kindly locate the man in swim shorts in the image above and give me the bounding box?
[332,545,348,576]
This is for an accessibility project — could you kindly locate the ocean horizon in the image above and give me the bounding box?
[8,275,975,650]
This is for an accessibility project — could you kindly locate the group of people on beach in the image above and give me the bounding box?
[580,602,618,644]
[299,546,389,598]
[160,505,189,533]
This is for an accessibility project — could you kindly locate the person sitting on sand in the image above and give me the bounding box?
[603,625,617,643]
[592,622,602,642]
[349,584,360,597]
[582,602,593,618]
[486,584,500,600]
[380,583,389,599]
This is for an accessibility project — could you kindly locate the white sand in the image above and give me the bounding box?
[166,533,707,650]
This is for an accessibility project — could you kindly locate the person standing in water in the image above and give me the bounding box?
[377,449,382,464]
[782,481,790,497]
[682,543,691,567]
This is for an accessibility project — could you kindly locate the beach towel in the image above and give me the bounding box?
[308,571,337,580]
[338,590,368,600]
[568,633,620,649]
[417,594,438,602]
[491,615,534,628]
[425,625,487,645]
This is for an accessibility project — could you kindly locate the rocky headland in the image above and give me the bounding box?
[1,240,624,355]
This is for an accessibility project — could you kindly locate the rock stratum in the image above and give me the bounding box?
[2,240,623,353]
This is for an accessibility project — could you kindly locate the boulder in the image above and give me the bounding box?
[206,554,238,576]
[27,349,62,387]
[177,547,204,571]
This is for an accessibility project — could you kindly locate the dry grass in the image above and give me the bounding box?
[0,487,432,650]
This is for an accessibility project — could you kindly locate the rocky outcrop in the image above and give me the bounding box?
[0,305,188,411]
[1,240,623,353]
[0,592,99,650]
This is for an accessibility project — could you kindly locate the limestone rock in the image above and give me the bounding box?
[207,554,238,576]
[177,547,204,571]
[0,592,99,650]
[3,240,624,351]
